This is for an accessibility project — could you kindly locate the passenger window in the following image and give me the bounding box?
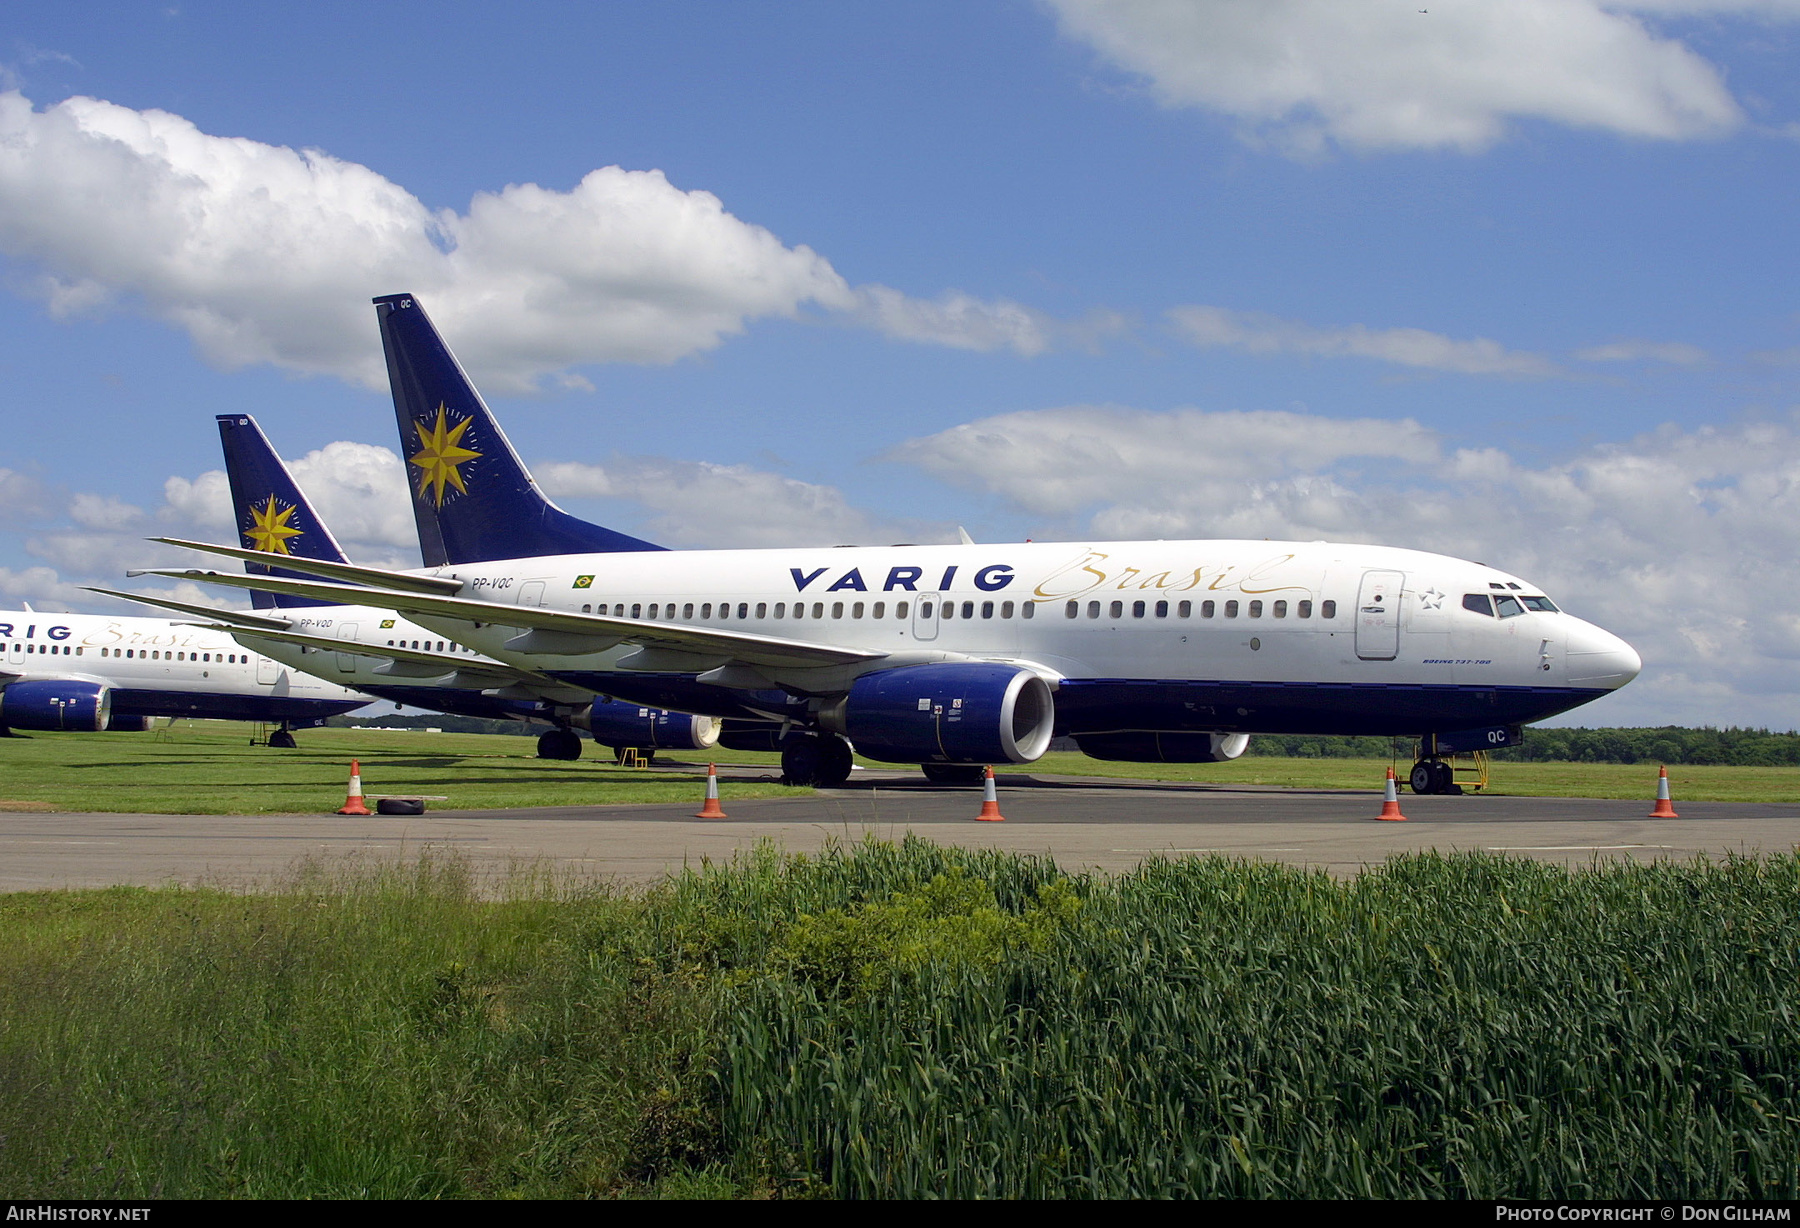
[756,602,768,619]
[853,602,865,618]
[1020,603,1033,619]
[981,601,994,619]
[1155,600,1168,618]
[792,602,804,619]
[1298,600,1312,618]
[1001,601,1014,618]
[1066,601,1079,619]
[917,602,929,618]
[811,603,822,619]
[683,603,694,619]
[942,602,955,620]
[647,604,659,619]
[1202,600,1215,618]
[832,602,844,619]
[1225,601,1239,618]
[961,601,974,618]
[1249,600,1263,618]
[1178,601,1191,618]
[1087,601,1101,618]
[873,602,884,618]
[631,603,642,619]
[1273,600,1287,618]
[774,602,786,617]
[1463,594,1494,616]
[701,603,711,618]
[1109,601,1123,619]
[1132,601,1145,618]
[896,602,909,618]
[1321,600,1337,619]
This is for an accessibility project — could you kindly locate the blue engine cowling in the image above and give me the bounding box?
[576,700,721,751]
[0,679,111,732]
[840,663,1055,764]
[1074,731,1250,763]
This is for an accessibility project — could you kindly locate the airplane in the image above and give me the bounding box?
[0,604,370,744]
[103,414,720,762]
[141,292,1642,793]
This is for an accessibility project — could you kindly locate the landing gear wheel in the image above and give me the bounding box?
[781,735,853,787]
[1409,761,1434,794]
[921,763,988,786]
[1430,761,1456,795]
[537,728,583,761]
[268,729,297,749]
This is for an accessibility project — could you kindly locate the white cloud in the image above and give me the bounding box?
[284,441,416,558]
[1168,305,1562,377]
[0,468,57,528]
[890,405,1439,519]
[68,493,143,531]
[1575,338,1711,365]
[1049,0,1761,155]
[0,91,1059,391]
[890,402,1800,727]
[536,456,952,549]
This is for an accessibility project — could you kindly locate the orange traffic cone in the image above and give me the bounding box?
[336,759,372,815]
[695,762,727,818]
[1648,765,1678,818]
[975,766,1006,822]
[1375,767,1408,821]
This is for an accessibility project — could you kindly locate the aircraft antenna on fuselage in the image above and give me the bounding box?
[371,293,665,566]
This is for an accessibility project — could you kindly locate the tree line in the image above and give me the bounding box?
[1246,727,1800,766]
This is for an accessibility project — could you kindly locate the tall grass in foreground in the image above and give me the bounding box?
[2,843,1798,1198]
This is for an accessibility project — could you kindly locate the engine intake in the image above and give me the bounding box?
[1075,731,1250,763]
[0,679,112,732]
[841,663,1054,764]
[575,700,721,751]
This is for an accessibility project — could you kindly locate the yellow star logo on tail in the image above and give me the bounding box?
[244,495,304,555]
[409,403,482,507]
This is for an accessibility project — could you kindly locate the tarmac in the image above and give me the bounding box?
[3,762,1798,891]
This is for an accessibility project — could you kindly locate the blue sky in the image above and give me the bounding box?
[2,0,1799,726]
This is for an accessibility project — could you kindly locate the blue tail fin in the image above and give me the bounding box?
[373,293,664,566]
[216,414,352,610]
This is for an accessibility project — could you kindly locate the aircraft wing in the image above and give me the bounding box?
[149,537,464,596]
[81,586,295,631]
[183,622,544,686]
[137,567,887,670]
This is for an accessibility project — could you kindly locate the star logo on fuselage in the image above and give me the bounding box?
[1420,586,1445,610]
[409,403,482,507]
[243,495,303,555]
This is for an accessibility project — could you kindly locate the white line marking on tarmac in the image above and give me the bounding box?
[1110,848,1306,854]
[1483,835,1677,846]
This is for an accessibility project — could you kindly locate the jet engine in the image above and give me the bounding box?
[0,679,112,732]
[575,700,722,751]
[1074,731,1251,763]
[835,663,1055,764]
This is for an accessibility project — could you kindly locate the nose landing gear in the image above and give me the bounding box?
[1408,759,1460,795]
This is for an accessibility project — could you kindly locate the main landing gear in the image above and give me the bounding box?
[781,733,853,787]
[537,727,584,761]
[267,723,298,749]
[1408,759,1462,795]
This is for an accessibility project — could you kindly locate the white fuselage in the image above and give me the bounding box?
[382,538,1640,736]
[0,609,370,725]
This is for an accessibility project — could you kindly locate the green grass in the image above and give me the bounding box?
[0,723,800,814]
[4,842,1799,1198]
[1024,750,1800,802]
[5,723,1799,813]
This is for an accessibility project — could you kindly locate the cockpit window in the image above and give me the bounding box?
[1462,594,1493,616]
[1521,596,1559,612]
[1494,594,1525,618]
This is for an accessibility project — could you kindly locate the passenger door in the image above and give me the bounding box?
[1355,570,1404,661]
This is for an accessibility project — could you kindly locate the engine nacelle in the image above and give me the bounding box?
[0,679,111,732]
[575,700,721,751]
[1075,731,1251,763]
[839,663,1055,764]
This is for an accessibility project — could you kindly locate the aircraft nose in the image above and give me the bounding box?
[1564,620,1641,691]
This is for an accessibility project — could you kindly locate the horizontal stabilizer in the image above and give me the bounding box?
[82,586,293,631]
[150,538,463,595]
